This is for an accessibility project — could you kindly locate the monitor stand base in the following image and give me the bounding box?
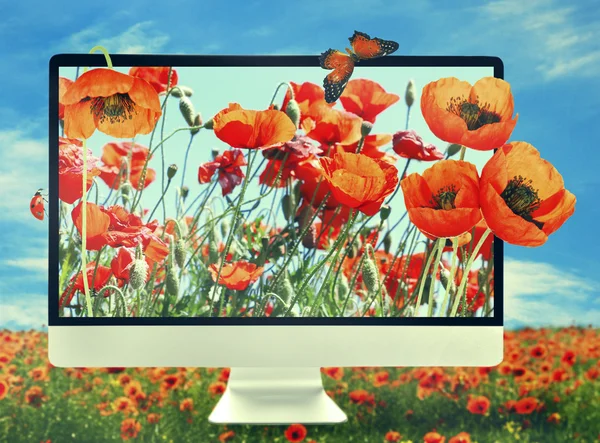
[208,367,348,424]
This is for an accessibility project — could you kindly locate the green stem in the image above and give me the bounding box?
[426,239,445,317]
[414,238,443,313]
[439,237,459,317]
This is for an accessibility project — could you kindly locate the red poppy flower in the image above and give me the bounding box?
[199,149,247,196]
[212,103,296,149]
[467,395,491,415]
[401,160,482,238]
[480,141,576,246]
[392,130,444,161]
[98,141,156,190]
[302,104,363,149]
[515,396,539,414]
[385,431,402,442]
[62,68,162,140]
[284,424,307,443]
[260,136,323,188]
[340,78,400,123]
[319,150,399,216]
[281,81,334,123]
[58,137,101,204]
[295,157,341,210]
[110,247,142,282]
[71,202,169,263]
[421,76,518,151]
[128,67,178,94]
[208,261,264,290]
[58,77,74,120]
[60,262,113,307]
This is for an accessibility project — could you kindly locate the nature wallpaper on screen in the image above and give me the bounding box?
[55,63,507,319]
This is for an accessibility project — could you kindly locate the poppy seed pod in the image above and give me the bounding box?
[361,121,373,137]
[167,164,178,180]
[272,103,280,111]
[179,97,196,127]
[336,274,350,301]
[405,79,415,108]
[165,266,179,296]
[272,275,295,316]
[281,194,295,221]
[380,204,391,222]
[180,186,189,200]
[362,253,381,294]
[129,259,148,290]
[203,118,214,130]
[285,99,301,128]
[383,232,392,254]
[191,113,203,136]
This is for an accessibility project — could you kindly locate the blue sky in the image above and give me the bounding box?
[1,0,599,330]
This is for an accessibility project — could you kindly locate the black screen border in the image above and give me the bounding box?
[49,54,504,327]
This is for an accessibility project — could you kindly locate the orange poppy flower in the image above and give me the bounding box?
[120,418,142,441]
[208,260,264,290]
[424,432,446,443]
[340,78,400,123]
[98,141,156,190]
[58,137,101,204]
[71,202,169,263]
[295,157,341,210]
[61,68,162,139]
[58,77,74,120]
[515,396,539,414]
[319,150,399,216]
[281,81,334,123]
[449,432,471,443]
[342,133,396,162]
[401,160,482,238]
[385,431,402,442]
[467,394,491,415]
[480,141,576,246]
[302,104,363,149]
[421,77,518,151]
[128,66,178,94]
[212,103,296,149]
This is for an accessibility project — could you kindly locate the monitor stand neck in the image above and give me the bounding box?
[208,367,348,424]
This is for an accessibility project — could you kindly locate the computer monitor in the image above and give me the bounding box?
[48,54,504,424]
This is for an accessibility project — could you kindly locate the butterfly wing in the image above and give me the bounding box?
[319,49,355,103]
[349,31,399,60]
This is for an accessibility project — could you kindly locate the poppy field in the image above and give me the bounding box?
[1,327,599,442]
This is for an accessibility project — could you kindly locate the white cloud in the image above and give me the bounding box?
[62,21,169,54]
[2,258,47,275]
[472,0,600,81]
[0,295,47,329]
[504,258,600,327]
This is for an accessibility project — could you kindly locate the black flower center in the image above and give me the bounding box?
[447,95,501,130]
[86,93,137,124]
[430,184,458,210]
[500,176,544,229]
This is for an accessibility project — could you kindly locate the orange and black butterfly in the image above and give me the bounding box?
[319,31,399,103]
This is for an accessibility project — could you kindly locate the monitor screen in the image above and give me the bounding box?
[50,56,502,325]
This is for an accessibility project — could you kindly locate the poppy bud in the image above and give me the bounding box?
[383,233,392,254]
[203,118,214,130]
[446,143,462,158]
[361,121,373,137]
[174,239,187,268]
[281,194,295,221]
[165,266,179,296]
[380,204,391,222]
[285,99,301,128]
[181,186,189,200]
[167,164,178,180]
[220,219,230,238]
[179,97,196,127]
[362,245,381,293]
[170,86,194,98]
[297,205,314,231]
[336,275,350,301]
[191,113,203,136]
[439,266,456,294]
[211,148,219,159]
[405,79,415,108]
[129,259,148,290]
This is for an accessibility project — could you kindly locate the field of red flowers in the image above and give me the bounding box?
[1,327,598,442]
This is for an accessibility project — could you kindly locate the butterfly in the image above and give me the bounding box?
[30,188,47,221]
[319,31,399,103]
